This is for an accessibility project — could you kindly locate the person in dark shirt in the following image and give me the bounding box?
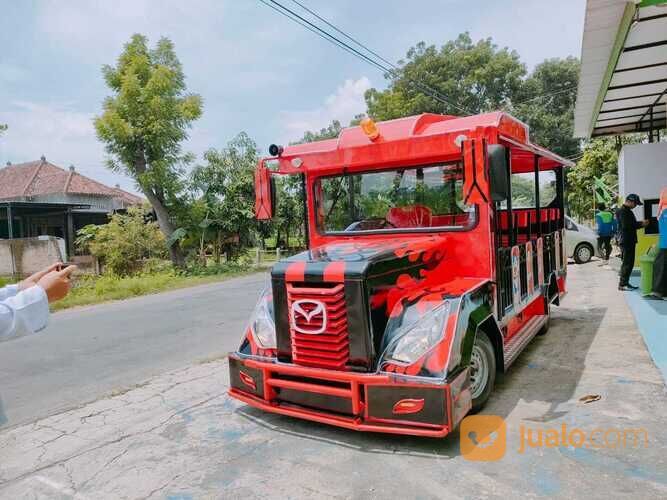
[616,194,649,291]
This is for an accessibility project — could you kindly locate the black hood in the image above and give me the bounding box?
[271,236,446,371]
[271,236,444,282]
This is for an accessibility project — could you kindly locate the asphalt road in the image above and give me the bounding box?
[0,272,266,429]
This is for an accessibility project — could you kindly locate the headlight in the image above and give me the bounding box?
[381,301,450,365]
[249,288,276,349]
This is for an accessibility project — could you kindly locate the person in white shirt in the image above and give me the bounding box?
[0,263,77,343]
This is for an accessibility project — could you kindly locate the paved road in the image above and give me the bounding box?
[0,272,266,429]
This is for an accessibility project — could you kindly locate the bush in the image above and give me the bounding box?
[76,207,167,276]
[184,261,245,276]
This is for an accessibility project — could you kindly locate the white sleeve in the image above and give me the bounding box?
[0,284,20,301]
[0,285,50,343]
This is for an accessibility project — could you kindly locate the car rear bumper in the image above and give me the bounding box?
[228,354,471,438]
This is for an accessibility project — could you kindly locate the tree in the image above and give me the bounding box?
[189,132,258,261]
[274,174,304,248]
[94,34,202,268]
[365,33,526,120]
[513,57,581,158]
[567,139,619,220]
[362,34,581,159]
[567,135,644,220]
[76,206,167,276]
[0,124,6,137]
[292,120,343,144]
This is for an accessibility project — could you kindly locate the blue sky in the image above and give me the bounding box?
[0,0,585,193]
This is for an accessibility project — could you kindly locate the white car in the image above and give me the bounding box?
[565,215,599,264]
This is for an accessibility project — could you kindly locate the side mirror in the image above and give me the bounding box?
[255,163,274,220]
[488,145,509,202]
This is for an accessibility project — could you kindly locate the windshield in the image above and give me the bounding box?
[314,163,476,233]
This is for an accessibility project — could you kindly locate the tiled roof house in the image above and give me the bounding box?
[0,156,143,255]
[0,157,143,208]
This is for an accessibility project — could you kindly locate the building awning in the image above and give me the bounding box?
[0,201,91,211]
[574,0,667,138]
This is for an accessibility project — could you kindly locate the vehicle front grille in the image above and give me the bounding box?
[286,282,349,370]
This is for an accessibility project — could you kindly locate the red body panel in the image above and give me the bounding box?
[230,112,570,437]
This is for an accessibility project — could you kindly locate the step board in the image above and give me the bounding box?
[503,315,548,370]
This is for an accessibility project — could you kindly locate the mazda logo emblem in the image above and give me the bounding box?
[290,299,327,334]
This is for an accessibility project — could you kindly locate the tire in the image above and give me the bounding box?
[538,298,550,336]
[574,243,594,264]
[470,331,496,413]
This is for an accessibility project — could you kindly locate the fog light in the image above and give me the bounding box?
[392,398,425,415]
[239,371,257,391]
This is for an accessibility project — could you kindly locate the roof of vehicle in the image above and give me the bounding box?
[268,112,574,174]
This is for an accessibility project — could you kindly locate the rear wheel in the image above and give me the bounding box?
[470,331,496,413]
[574,243,594,264]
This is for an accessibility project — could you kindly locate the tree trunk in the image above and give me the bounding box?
[214,230,221,264]
[142,187,185,268]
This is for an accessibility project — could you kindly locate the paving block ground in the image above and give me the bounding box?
[0,263,665,499]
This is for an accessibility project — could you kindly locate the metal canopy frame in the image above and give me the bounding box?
[574,0,667,139]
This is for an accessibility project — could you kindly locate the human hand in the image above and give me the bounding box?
[18,262,62,291]
[36,265,78,303]
[643,219,650,227]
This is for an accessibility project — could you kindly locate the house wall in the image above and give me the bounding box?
[0,237,67,277]
[619,142,667,204]
[618,142,667,265]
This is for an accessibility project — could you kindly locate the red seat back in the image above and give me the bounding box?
[386,205,432,228]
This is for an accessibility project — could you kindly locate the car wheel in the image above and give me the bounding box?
[470,331,496,413]
[574,243,594,264]
[538,298,550,336]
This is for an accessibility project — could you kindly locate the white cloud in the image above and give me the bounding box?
[281,76,372,142]
[0,101,138,193]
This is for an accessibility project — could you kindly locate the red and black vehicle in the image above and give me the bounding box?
[228,112,572,438]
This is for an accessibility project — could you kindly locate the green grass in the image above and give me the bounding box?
[51,267,260,312]
[0,277,16,288]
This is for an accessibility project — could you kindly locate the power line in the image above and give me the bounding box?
[287,0,469,112]
[286,0,581,115]
[288,0,398,71]
[266,0,470,114]
[263,0,577,117]
[257,0,389,75]
[512,85,578,106]
[259,0,472,115]
[285,0,473,114]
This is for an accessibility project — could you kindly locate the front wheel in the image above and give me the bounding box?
[538,298,551,336]
[574,243,594,264]
[470,331,496,413]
